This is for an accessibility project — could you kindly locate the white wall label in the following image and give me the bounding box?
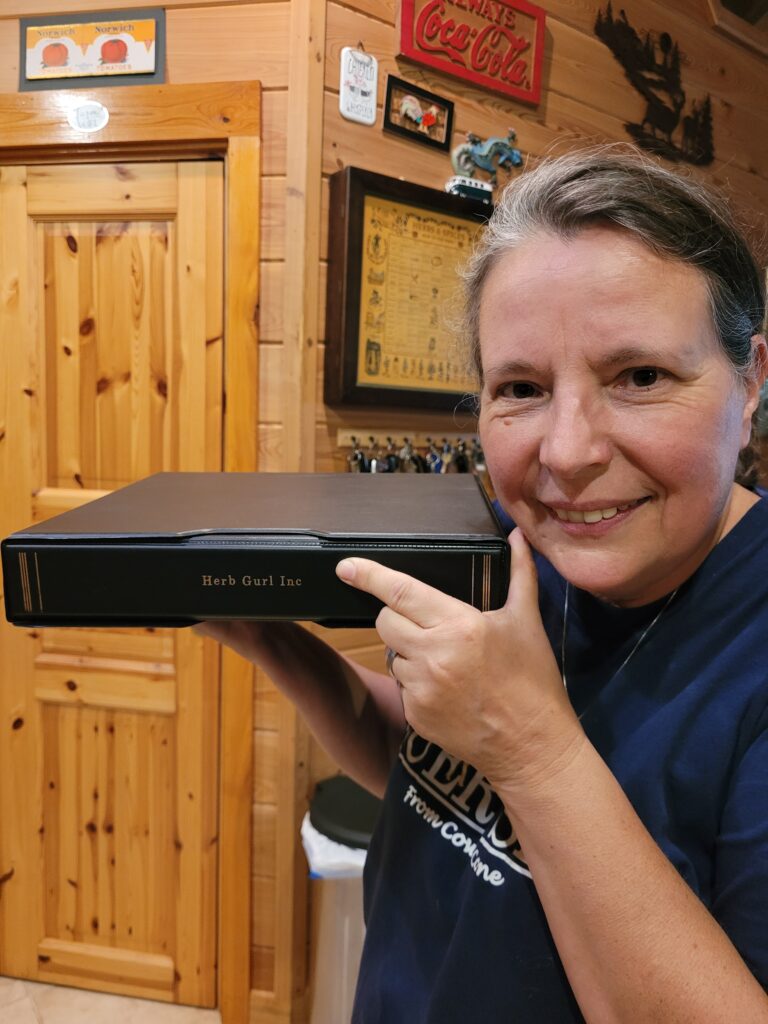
[67,101,110,133]
[339,47,377,126]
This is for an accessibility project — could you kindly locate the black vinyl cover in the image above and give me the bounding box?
[2,472,510,627]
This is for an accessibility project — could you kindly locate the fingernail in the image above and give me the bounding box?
[336,559,356,581]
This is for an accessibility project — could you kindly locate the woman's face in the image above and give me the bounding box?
[478,226,764,606]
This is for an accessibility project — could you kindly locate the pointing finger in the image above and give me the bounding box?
[336,557,467,630]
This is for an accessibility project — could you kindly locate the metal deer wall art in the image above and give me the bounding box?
[595,2,714,165]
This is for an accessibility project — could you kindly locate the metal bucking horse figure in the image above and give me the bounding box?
[450,129,523,185]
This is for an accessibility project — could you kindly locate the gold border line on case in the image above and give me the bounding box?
[483,554,491,611]
[18,552,32,612]
[34,553,43,611]
[471,553,476,608]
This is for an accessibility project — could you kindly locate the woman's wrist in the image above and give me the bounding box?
[485,706,588,809]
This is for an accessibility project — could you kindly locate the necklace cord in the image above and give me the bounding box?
[561,583,679,692]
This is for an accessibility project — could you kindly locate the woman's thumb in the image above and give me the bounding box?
[504,527,539,611]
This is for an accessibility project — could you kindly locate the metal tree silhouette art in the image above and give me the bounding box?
[595,3,714,165]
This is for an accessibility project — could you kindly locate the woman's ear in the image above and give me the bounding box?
[741,334,768,448]
[752,333,768,385]
[746,334,768,408]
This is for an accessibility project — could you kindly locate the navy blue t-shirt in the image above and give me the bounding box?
[352,496,768,1023]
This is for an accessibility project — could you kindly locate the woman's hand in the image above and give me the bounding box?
[192,618,276,664]
[336,528,585,793]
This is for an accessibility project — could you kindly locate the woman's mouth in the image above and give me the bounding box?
[546,496,650,525]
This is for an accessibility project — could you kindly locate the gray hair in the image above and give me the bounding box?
[462,146,766,483]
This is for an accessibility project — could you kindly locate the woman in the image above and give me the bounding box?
[197,149,768,1022]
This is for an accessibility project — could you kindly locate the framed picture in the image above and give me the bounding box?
[20,8,165,91]
[383,75,454,151]
[324,167,492,411]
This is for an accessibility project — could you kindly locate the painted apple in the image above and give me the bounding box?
[42,42,68,68]
[100,38,128,64]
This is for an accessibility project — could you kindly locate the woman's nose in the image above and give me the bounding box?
[538,394,612,480]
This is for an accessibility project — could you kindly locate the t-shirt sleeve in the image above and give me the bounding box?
[712,719,768,989]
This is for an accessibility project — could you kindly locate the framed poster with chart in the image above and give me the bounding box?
[324,167,491,410]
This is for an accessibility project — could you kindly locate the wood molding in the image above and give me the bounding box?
[0,80,260,160]
[705,0,768,56]
[0,79,261,1024]
[281,0,326,475]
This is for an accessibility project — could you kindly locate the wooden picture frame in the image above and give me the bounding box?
[704,0,768,57]
[324,167,491,411]
[383,74,454,151]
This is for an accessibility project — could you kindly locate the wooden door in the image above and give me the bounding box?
[0,159,224,1006]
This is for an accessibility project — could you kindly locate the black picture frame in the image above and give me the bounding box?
[324,167,491,411]
[20,8,165,92]
[382,74,454,152]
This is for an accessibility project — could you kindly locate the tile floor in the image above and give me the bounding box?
[0,976,222,1023]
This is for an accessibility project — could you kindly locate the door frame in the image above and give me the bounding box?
[0,79,261,1024]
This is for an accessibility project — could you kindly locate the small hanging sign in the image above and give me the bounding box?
[67,100,110,133]
[399,0,546,106]
[339,46,378,125]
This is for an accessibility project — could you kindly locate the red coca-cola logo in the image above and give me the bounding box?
[415,0,530,85]
[400,0,545,105]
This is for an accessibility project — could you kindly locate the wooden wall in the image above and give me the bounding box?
[0,0,765,1019]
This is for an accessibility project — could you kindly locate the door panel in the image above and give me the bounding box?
[0,160,224,1006]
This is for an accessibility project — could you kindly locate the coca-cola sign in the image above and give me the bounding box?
[399,0,546,106]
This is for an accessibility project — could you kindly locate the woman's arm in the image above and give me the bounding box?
[497,736,768,1024]
[193,621,405,797]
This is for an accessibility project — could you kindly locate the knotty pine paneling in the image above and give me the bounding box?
[258,423,284,471]
[0,19,17,92]
[251,875,276,938]
[260,177,287,261]
[254,670,281,732]
[253,729,280,804]
[251,944,275,993]
[323,3,768,184]
[253,802,278,867]
[167,4,289,89]
[262,90,288,177]
[259,345,283,421]
[260,267,283,343]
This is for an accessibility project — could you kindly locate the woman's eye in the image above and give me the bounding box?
[500,381,540,399]
[628,367,661,388]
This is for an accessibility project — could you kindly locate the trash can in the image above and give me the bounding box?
[303,775,381,1024]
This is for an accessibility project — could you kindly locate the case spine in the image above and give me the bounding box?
[3,541,509,626]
